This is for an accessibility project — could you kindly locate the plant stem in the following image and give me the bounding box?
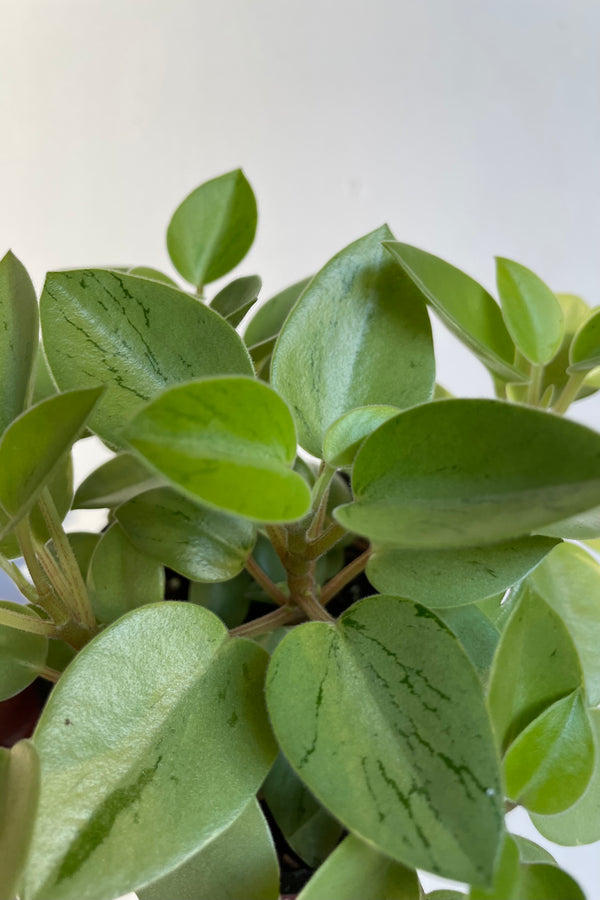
[321,547,372,606]
[307,465,336,541]
[244,556,288,606]
[527,364,543,406]
[0,606,58,637]
[15,521,67,623]
[306,522,346,560]
[30,664,61,683]
[0,552,40,606]
[552,371,587,415]
[265,525,287,562]
[230,605,301,638]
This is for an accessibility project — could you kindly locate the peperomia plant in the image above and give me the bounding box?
[1,169,600,900]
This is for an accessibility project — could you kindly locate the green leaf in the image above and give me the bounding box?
[40,269,253,443]
[530,542,600,705]
[383,242,523,382]
[366,537,558,608]
[538,504,600,539]
[297,833,420,900]
[23,603,277,900]
[0,602,48,700]
[487,584,582,752]
[87,523,165,623]
[512,836,556,865]
[262,752,344,868]
[210,274,261,326]
[495,258,564,365]
[138,798,279,900]
[73,452,162,509]
[0,251,39,434]
[127,265,178,287]
[124,377,311,522]
[271,227,435,457]
[244,276,312,347]
[431,605,499,685]
[469,833,520,900]
[323,405,400,468]
[569,307,600,372]
[0,388,102,533]
[335,399,600,548]
[167,170,257,287]
[539,293,595,401]
[531,708,600,845]
[504,690,594,814]
[266,595,504,885]
[0,740,40,900]
[189,572,252,629]
[518,863,585,900]
[116,487,256,581]
[32,346,58,404]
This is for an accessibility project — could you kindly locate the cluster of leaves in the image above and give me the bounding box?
[1,169,600,900]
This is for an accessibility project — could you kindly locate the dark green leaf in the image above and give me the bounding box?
[266,595,504,885]
[23,603,277,900]
[116,487,256,581]
[40,269,253,443]
[495,258,563,365]
[569,307,600,372]
[272,227,435,457]
[189,572,253,629]
[0,251,39,434]
[0,602,48,700]
[124,377,311,522]
[297,833,420,900]
[0,740,40,900]
[335,400,600,548]
[367,537,558,608]
[383,242,523,382]
[244,277,312,347]
[469,833,520,900]
[210,274,261,326]
[138,799,279,900]
[519,863,585,900]
[323,405,400,468]
[167,170,257,287]
[74,452,162,509]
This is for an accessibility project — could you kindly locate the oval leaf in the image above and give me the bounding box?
[23,603,277,900]
[266,595,504,885]
[519,863,585,900]
[271,227,435,457]
[189,572,252,629]
[116,486,256,582]
[210,274,261,326]
[0,251,39,434]
[73,452,162,509]
[0,740,40,900]
[323,405,400,468]
[167,170,257,287]
[40,269,253,443]
[496,258,564,365]
[124,377,311,522]
[569,307,600,372]
[244,276,312,347]
[0,602,48,701]
[383,242,523,382]
[335,399,600,548]
[540,293,595,401]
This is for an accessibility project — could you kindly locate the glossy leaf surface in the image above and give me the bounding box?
[87,523,165,623]
[335,400,600,547]
[23,603,277,900]
[0,740,40,900]
[383,242,522,381]
[0,602,48,700]
[244,276,312,346]
[266,595,503,885]
[569,307,600,372]
[367,536,557,608]
[487,585,582,752]
[0,251,39,434]
[116,487,256,581]
[271,227,435,457]
[167,170,257,287]
[297,833,420,900]
[138,799,279,900]
[40,270,252,443]
[210,274,261,326]
[323,405,400,467]
[504,690,594,814]
[495,258,563,365]
[125,377,311,522]
[74,453,162,509]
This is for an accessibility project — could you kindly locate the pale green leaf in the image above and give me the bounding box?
[431,605,499,685]
[512,836,556,865]
[244,276,312,347]
[0,251,39,434]
[0,740,40,900]
[569,307,600,372]
[126,266,178,287]
[0,602,48,700]
[73,452,162,509]
[323,405,400,467]
[495,258,563,365]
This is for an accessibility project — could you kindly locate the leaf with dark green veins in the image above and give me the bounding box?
[266,595,504,885]
[335,400,600,548]
[495,258,564,365]
[124,377,311,522]
[0,251,39,434]
[469,833,520,900]
[189,572,253,629]
[243,277,312,347]
[167,170,257,287]
[0,602,48,700]
[532,708,600,845]
[0,388,102,534]
[487,584,582,752]
[138,799,279,900]
[262,752,344,868]
[271,227,435,457]
[569,307,600,372]
[504,690,594,814]
[23,603,277,900]
[116,487,256,581]
[383,242,523,382]
[210,274,261,326]
[323,405,400,467]
[530,542,600,705]
[40,269,252,443]
[0,740,40,900]
[519,863,585,900]
[87,523,165,623]
[297,833,420,900]
[366,537,558,608]
[74,452,162,509]
[431,606,499,685]
[127,266,178,287]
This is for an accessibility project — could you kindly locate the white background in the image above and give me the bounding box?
[1,0,599,896]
